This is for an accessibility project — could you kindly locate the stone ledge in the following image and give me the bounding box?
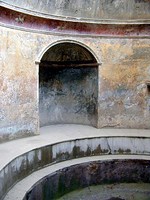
[4,156,150,200]
[0,125,150,199]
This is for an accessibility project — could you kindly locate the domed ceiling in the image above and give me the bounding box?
[1,0,150,23]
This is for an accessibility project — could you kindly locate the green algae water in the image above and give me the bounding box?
[57,183,150,200]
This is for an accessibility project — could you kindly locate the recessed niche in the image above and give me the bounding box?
[39,42,98,127]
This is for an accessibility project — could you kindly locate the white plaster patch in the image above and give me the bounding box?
[37,150,42,161]
[15,156,25,171]
[27,151,35,164]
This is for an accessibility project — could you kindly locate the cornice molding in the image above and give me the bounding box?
[1,23,150,39]
[1,1,150,25]
[0,6,150,38]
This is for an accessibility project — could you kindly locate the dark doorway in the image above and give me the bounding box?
[39,42,98,127]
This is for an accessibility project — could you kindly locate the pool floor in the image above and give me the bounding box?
[58,183,150,200]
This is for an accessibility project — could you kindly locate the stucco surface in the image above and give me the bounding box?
[98,39,150,128]
[0,26,150,141]
[39,67,98,127]
[0,27,39,142]
[1,7,150,36]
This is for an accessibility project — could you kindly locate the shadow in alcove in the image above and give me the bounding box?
[39,42,98,128]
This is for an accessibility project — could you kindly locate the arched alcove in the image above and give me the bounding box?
[39,42,98,127]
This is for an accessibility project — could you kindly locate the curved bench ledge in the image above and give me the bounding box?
[4,155,150,200]
[0,125,150,199]
[0,124,150,170]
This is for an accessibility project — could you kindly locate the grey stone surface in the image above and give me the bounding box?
[1,0,150,23]
[58,183,150,200]
[0,125,150,200]
[3,156,150,200]
[23,160,150,200]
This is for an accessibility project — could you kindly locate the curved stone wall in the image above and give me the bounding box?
[1,7,150,37]
[1,0,150,23]
[1,136,150,199]
[0,24,150,142]
[23,160,150,200]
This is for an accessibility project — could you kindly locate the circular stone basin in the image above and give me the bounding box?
[23,160,150,200]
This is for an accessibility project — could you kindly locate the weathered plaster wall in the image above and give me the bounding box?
[0,27,39,142]
[0,26,150,141]
[39,67,98,127]
[1,0,150,22]
[1,6,150,36]
[98,39,150,128]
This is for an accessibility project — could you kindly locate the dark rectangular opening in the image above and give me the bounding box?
[147,83,150,94]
